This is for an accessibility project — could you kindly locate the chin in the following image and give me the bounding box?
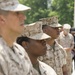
[19,29,24,34]
[41,51,46,56]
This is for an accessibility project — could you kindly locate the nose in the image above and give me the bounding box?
[41,40,46,46]
[56,28,60,33]
[18,13,26,21]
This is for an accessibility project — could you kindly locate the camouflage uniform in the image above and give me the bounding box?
[0,37,33,75]
[0,0,32,75]
[57,31,74,75]
[0,37,57,75]
[32,61,57,75]
[39,41,67,75]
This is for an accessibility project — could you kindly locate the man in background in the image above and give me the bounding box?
[57,24,74,75]
[39,16,68,75]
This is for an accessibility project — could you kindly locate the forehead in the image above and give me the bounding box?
[30,39,44,43]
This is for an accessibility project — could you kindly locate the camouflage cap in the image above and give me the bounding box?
[0,0,31,11]
[40,16,62,28]
[63,24,71,29]
[23,22,51,40]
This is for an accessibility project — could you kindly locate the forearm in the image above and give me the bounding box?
[62,65,68,75]
[70,45,74,50]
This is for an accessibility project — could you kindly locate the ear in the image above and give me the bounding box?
[21,41,27,47]
[43,28,48,33]
[0,15,6,25]
[21,41,28,49]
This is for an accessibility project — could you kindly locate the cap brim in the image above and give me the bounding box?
[29,33,51,40]
[50,24,62,28]
[1,4,31,11]
[50,26,62,28]
[55,25,62,28]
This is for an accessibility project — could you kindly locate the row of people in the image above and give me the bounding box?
[0,0,56,75]
[0,0,74,75]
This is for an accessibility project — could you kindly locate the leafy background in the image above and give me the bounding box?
[19,0,74,27]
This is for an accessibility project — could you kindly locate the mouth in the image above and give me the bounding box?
[43,47,47,51]
[41,47,47,55]
[20,21,25,26]
[20,23,24,26]
[57,32,60,35]
[20,23,24,27]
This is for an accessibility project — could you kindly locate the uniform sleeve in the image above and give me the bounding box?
[49,67,57,75]
[61,48,67,66]
[39,61,57,75]
[0,54,8,75]
[46,65,57,75]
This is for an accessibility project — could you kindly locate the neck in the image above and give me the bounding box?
[1,31,19,47]
[29,54,41,74]
[46,38,55,46]
[28,54,38,65]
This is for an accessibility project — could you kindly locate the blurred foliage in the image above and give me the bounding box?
[51,0,74,27]
[19,0,74,27]
[19,0,51,24]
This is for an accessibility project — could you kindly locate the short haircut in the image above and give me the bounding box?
[0,9,9,15]
[16,36,30,46]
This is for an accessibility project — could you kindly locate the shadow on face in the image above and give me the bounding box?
[42,25,60,39]
[16,36,47,57]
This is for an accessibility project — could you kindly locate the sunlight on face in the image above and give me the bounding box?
[4,11,26,36]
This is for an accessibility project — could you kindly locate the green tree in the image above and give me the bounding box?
[19,0,74,26]
[50,0,74,27]
[19,0,51,24]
